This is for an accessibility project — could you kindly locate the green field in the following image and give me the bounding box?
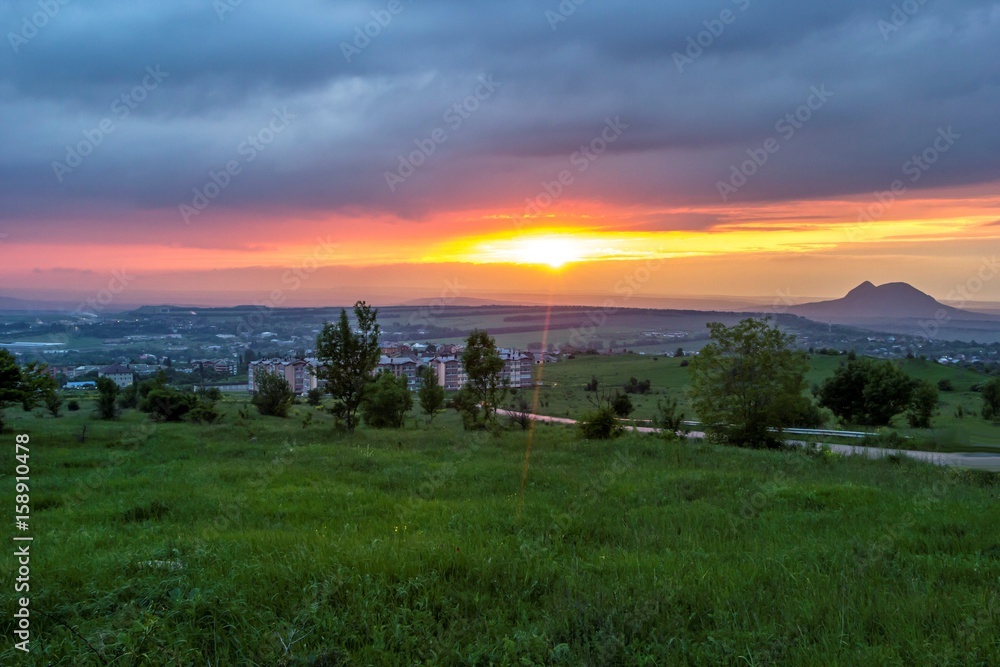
[531,354,1000,448]
[2,398,999,665]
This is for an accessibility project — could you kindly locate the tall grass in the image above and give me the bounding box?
[1,400,997,665]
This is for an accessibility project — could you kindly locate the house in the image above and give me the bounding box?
[498,348,534,388]
[98,363,134,388]
[248,358,324,395]
[377,355,422,390]
[428,356,467,391]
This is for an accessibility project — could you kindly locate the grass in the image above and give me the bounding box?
[532,354,1000,449]
[1,397,999,665]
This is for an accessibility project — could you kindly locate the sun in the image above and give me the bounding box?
[462,233,595,269]
[515,235,587,269]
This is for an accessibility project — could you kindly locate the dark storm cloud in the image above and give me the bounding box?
[2,0,999,234]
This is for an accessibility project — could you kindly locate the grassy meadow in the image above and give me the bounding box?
[2,396,999,665]
[531,354,1000,449]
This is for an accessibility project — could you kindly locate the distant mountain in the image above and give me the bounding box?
[790,281,996,323]
[0,295,72,311]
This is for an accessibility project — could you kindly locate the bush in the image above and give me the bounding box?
[142,388,196,422]
[306,387,325,407]
[579,407,622,440]
[610,391,633,418]
[937,379,954,392]
[67,400,80,411]
[623,377,651,394]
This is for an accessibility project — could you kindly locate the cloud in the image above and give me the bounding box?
[1,0,999,239]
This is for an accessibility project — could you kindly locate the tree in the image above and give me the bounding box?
[417,366,445,422]
[252,371,294,418]
[0,350,22,432]
[45,391,63,417]
[361,371,412,428]
[818,357,914,426]
[907,380,938,428]
[579,405,622,440]
[689,318,811,448]
[460,329,508,428]
[18,362,57,413]
[315,301,381,432]
[96,377,119,420]
[983,378,1000,421]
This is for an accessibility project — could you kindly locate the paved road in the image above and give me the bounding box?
[499,410,1000,472]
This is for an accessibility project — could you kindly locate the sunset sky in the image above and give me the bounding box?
[2,1,1000,307]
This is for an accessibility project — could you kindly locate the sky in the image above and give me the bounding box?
[2,0,1000,308]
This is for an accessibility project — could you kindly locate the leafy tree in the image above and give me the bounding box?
[907,380,938,428]
[19,362,56,412]
[96,377,119,420]
[818,357,914,426]
[983,378,1000,421]
[315,301,381,432]
[417,366,445,422]
[252,371,294,418]
[674,347,685,358]
[45,391,63,417]
[689,318,811,448]
[361,371,412,428]
[0,350,22,432]
[460,329,508,429]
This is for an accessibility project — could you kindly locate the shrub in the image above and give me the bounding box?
[142,388,196,422]
[579,407,622,440]
[67,399,80,411]
[306,387,325,407]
